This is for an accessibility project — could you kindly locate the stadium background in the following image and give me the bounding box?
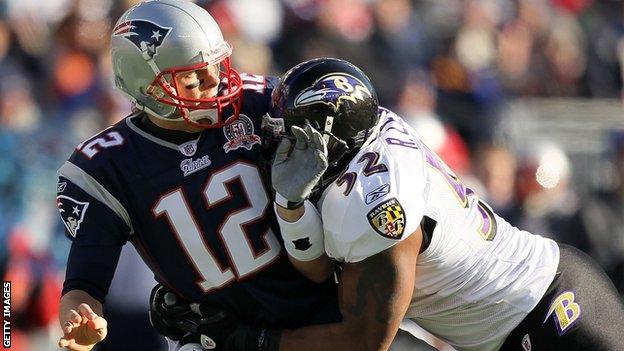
[0,0,622,349]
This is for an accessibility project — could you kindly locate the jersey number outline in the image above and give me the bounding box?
[422,144,497,241]
[153,162,281,293]
[78,131,125,159]
[336,151,388,196]
[381,111,497,241]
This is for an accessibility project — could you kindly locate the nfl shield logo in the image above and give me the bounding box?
[178,140,198,156]
[521,334,531,351]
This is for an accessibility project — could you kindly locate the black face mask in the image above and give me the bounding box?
[260,112,377,204]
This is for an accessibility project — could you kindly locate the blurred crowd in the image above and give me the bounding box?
[1,0,623,349]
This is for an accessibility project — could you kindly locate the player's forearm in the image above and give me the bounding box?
[287,253,335,283]
[59,289,103,327]
[275,204,305,222]
[275,201,333,282]
[280,235,423,351]
[279,323,390,351]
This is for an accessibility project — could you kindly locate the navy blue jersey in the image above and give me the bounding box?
[56,74,340,328]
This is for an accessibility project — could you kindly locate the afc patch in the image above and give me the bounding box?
[57,195,90,238]
[222,114,261,153]
[367,198,406,239]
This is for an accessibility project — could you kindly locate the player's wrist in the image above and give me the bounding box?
[274,201,324,261]
[275,203,305,223]
[274,192,305,210]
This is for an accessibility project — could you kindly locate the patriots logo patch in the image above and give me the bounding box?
[57,195,90,238]
[294,73,373,112]
[367,198,406,239]
[113,20,171,59]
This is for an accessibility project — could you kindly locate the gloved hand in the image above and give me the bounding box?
[272,123,328,209]
[149,284,280,351]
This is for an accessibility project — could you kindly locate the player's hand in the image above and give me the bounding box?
[272,122,328,208]
[58,303,107,351]
[150,284,237,348]
[150,284,280,350]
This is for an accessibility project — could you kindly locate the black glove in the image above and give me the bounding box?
[149,284,281,351]
[149,283,193,341]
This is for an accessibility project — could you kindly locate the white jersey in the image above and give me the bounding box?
[320,108,559,351]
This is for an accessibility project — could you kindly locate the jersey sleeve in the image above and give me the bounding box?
[321,144,428,263]
[240,73,277,104]
[57,171,130,302]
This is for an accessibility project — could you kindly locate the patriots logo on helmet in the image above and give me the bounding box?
[113,20,172,59]
[57,195,90,238]
[294,73,373,112]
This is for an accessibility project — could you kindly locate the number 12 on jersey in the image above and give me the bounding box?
[153,162,282,293]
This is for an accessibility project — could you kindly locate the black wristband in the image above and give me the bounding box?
[274,192,305,210]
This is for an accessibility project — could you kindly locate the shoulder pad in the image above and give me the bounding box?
[321,141,427,262]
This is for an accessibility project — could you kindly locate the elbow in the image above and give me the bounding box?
[365,330,394,351]
[294,261,334,283]
[343,322,396,351]
[348,331,390,351]
[288,255,336,284]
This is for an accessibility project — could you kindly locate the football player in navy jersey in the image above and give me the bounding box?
[55,1,344,350]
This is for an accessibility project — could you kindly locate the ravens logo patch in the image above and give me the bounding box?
[367,198,406,239]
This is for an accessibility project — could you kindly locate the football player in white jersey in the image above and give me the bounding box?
[258,58,623,351]
[153,58,624,351]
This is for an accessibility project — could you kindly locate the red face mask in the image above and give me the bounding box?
[147,56,243,129]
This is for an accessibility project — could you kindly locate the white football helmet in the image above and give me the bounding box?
[111,0,243,128]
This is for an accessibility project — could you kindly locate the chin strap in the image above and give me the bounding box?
[187,108,219,125]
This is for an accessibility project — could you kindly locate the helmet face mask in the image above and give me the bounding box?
[262,57,379,178]
[261,112,349,170]
[146,57,243,128]
[111,0,243,129]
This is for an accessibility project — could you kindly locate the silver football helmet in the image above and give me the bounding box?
[111,0,242,128]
